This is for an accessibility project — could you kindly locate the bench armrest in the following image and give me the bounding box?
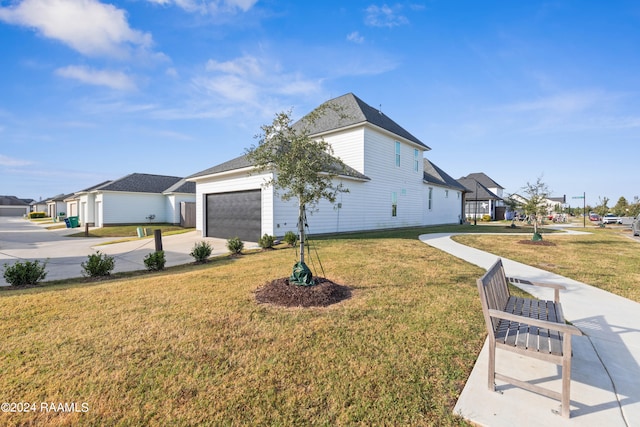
[506,277,566,303]
[488,309,583,336]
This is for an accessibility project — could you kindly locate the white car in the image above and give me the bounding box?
[602,213,622,224]
[633,214,640,237]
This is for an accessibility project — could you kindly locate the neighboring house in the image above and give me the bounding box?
[187,93,466,241]
[30,199,48,213]
[70,174,196,227]
[0,195,30,216]
[46,194,71,219]
[508,193,567,217]
[458,173,504,220]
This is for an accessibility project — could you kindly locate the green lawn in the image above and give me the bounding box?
[67,224,193,239]
[0,233,484,426]
[2,223,635,425]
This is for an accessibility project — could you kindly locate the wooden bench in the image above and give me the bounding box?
[476,258,583,418]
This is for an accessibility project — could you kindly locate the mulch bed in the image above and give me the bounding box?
[255,277,351,308]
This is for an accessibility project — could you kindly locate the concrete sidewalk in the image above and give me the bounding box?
[419,232,639,426]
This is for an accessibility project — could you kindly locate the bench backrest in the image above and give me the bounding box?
[477,258,510,333]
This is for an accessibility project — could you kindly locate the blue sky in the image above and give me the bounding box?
[1,0,638,208]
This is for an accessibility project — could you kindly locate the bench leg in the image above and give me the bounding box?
[488,341,496,391]
[561,334,572,418]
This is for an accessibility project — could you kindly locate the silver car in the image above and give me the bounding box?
[633,214,640,237]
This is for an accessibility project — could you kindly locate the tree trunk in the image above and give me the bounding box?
[298,201,305,264]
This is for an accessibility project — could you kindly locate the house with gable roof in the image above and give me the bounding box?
[0,195,31,217]
[67,173,195,227]
[187,93,466,241]
[457,172,505,220]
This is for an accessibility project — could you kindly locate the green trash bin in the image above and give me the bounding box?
[68,216,79,228]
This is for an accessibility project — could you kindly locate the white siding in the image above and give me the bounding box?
[164,193,196,225]
[100,192,167,225]
[422,185,463,225]
[321,128,365,174]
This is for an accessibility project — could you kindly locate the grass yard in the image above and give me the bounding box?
[0,235,485,426]
[67,224,193,239]
[453,225,640,302]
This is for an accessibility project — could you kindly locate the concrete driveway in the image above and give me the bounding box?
[0,217,256,286]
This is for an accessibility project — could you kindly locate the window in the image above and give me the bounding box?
[391,192,397,217]
[445,190,449,198]
[414,149,419,172]
[395,141,400,167]
[428,187,433,210]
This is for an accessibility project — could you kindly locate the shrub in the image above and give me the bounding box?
[81,251,115,277]
[190,241,212,263]
[29,212,46,219]
[258,234,275,249]
[226,237,244,255]
[3,260,47,286]
[283,231,297,247]
[143,251,166,271]
[481,214,492,222]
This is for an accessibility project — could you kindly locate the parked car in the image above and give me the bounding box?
[602,213,623,225]
[633,214,640,237]
[589,212,600,221]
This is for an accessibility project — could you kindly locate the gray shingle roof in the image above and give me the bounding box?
[96,173,185,194]
[0,195,29,206]
[461,172,504,190]
[457,177,501,201]
[294,93,430,149]
[163,178,196,194]
[187,155,253,179]
[423,159,468,191]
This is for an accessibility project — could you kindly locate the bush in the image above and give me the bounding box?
[283,231,297,247]
[81,251,115,277]
[143,251,166,271]
[3,260,47,286]
[190,241,212,263]
[258,234,275,249]
[29,212,46,219]
[481,214,492,222]
[226,237,244,255]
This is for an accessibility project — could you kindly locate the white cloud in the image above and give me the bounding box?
[56,65,137,91]
[0,154,33,167]
[146,0,258,14]
[347,31,364,44]
[364,4,409,28]
[196,55,321,106]
[503,92,603,114]
[0,0,152,58]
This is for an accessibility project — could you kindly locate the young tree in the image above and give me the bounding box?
[246,106,350,285]
[594,197,610,217]
[521,177,550,240]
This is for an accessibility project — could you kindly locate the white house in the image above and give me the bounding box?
[187,93,467,241]
[458,173,505,220]
[70,173,195,227]
[45,194,70,219]
[0,196,31,217]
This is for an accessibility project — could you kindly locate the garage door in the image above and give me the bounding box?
[206,190,261,242]
[0,207,26,216]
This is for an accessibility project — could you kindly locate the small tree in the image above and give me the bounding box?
[612,196,629,217]
[594,197,610,217]
[521,177,550,241]
[246,105,350,285]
